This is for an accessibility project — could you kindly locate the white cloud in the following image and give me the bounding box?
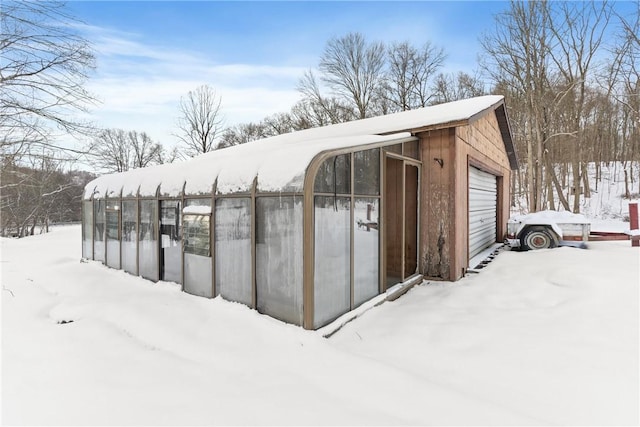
[80,23,307,148]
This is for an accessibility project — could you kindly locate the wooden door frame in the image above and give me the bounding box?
[383,153,421,289]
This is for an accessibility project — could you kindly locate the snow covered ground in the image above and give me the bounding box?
[1,225,639,425]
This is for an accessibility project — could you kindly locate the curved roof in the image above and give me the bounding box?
[84,95,512,200]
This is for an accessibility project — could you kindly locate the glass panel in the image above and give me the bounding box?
[184,253,212,298]
[256,196,303,325]
[354,198,380,306]
[354,148,380,195]
[313,196,351,328]
[215,198,252,306]
[82,201,93,259]
[106,209,120,269]
[403,140,419,159]
[139,200,158,281]
[314,154,351,194]
[183,194,213,296]
[93,199,105,262]
[106,210,119,240]
[106,199,120,210]
[184,215,210,257]
[185,198,211,207]
[121,200,137,275]
[160,200,181,283]
[383,144,402,155]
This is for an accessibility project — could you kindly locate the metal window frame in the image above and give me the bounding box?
[302,135,419,329]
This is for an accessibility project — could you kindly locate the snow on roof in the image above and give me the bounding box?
[84,95,505,199]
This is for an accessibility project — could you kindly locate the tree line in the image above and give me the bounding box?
[1,0,638,236]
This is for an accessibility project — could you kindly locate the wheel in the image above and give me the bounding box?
[520,226,558,250]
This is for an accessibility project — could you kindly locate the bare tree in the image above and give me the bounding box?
[385,41,446,111]
[0,0,96,159]
[87,129,165,173]
[607,1,640,196]
[481,0,557,212]
[175,85,224,157]
[219,123,269,148]
[296,70,358,125]
[311,32,386,119]
[431,71,486,104]
[547,1,613,212]
[1,156,93,237]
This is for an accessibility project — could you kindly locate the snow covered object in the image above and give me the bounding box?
[81,95,517,329]
[505,210,591,250]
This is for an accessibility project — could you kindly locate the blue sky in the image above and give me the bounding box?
[65,1,513,149]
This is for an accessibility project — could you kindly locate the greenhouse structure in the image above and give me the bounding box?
[82,95,517,330]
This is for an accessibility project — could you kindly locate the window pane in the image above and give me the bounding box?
[184,190,213,297]
[106,210,119,240]
[403,140,419,159]
[313,196,351,328]
[93,200,105,262]
[256,196,303,325]
[314,154,351,194]
[354,198,379,306]
[383,144,402,155]
[139,200,158,281]
[215,198,252,306]
[354,149,380,195]
[82,201,93,259]
[184,215,210,257]
[106,199,120,210]
[160,200,181,283]
[106,209,120,269]
[184,252,212,298]
[122,200,137,275]
[185,198,211,207]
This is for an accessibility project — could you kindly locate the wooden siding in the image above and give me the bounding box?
[418,128,455,279]
[419,111,512,281]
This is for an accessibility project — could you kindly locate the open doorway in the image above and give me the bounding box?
[384,156,419,289]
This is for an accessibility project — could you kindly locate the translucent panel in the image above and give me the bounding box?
[121,200,137,275]
[314,154,351,194]
[139,200,158,281]
[403,140,419,159]
[185,198,211,207]
[215,198,252,306]
[184,253,212,298]
[160,200,181,283]
[106,199,120,210]
[82,201,93,259]
[383,144,402,155]
[106,210,121,269]
[256,196,303,325]
[313,196,351,328]
[184,215,210,257]
[354,149,380,195]
[93,200,105,262]
[354,198,380,306]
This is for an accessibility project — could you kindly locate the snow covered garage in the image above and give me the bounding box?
[82,95,517,329]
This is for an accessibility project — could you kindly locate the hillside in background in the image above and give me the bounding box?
[512,161,640,222]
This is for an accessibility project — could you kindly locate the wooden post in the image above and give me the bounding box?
[630,202,639,247]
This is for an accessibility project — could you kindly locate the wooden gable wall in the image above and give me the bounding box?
[418,110,512,281]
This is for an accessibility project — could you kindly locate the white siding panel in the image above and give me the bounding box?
[469,167,497,259]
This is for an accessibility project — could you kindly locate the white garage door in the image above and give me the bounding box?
[469,166,497,259]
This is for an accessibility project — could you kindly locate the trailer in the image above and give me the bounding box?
[505,211,591,250]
